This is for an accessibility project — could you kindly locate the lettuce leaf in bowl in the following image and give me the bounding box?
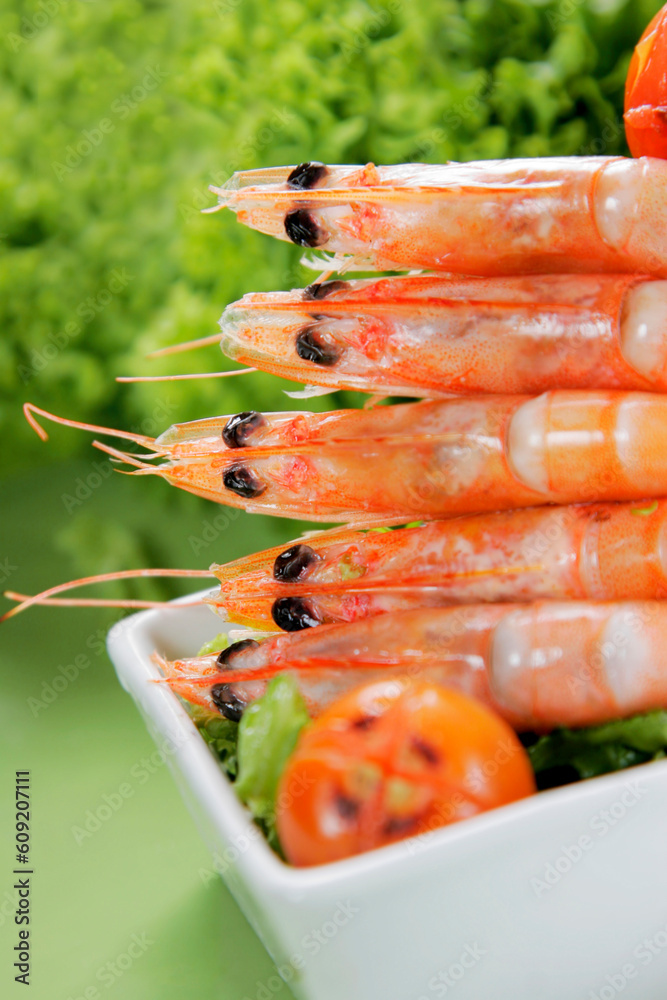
[235,676,310,852]
[194,711,239,778]
[194,671,310,854]
[524,711,667,788]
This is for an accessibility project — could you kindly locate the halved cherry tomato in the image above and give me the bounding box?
[625,4,667,157]
[276,679,535,867]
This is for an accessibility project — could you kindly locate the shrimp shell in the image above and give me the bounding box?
[220,273,667,397]
[210,158,667,276]
[161,601,667,732]
[208,501,667,630]
[77,391,667,525]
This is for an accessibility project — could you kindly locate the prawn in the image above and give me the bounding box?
[160,600,667,732]
[22,390,667,523]
[207,158,667,276]
[217,273,667,397]
[6,500,667,630]
[204,500,667,630]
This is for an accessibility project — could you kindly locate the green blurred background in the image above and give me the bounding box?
[0,0,661,996]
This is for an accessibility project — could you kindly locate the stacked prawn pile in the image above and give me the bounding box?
[11,153,667,864]
[10,11,667,864]
[158,155,667,734]
[61,153,667,727]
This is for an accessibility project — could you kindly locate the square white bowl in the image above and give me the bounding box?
[108,593,667,1000]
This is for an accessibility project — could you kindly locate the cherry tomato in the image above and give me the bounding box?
[625,4,667,157]
[276,679,536,867]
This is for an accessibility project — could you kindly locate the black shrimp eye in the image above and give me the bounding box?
[273,544,319,582]
[295,327,341,367]
[284,209,328,248]
[287,161,329,190]
[303,280,346,301]
[222,411,265,449]
[223,465,266,499]
[216,638,259,668]
[210,683,245,722]
[271,597,322,631]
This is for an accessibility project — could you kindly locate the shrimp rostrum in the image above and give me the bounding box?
[23,390,667,524]
[220,274,667,397]
[160,600,667,732]
[208,157,667,276]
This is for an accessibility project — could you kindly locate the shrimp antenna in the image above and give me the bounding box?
[0,568,216,623]
[146,333,223,358]
[23,403,156,449]
[4,592,205,611]
[116,368,257,384]
[90,440,159,472]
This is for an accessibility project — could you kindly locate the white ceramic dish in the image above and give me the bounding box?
[108,592,667,1000]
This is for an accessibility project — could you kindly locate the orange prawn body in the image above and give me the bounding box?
[209,501,667,631]
[211,158,667,276]
[221,274,667,397]
[82,391,667,524]
[161,600,667,732]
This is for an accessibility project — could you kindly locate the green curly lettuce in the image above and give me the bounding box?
[3,0,660,475]
[235,675,310,851]
[525,711,667,788]
[195,672,310,852]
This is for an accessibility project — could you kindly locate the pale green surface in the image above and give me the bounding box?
[0,465,296,1000]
